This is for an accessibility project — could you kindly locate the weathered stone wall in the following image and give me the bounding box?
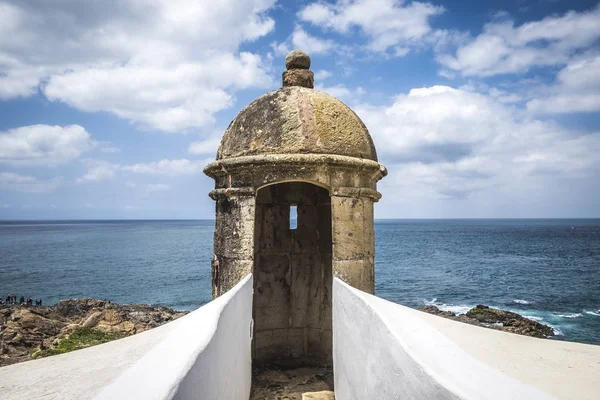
[253,182,332,366]
[331,195,375,293]
[206,155,384,300]
[211,192,255,297]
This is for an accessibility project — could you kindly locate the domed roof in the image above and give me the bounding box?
[217,86,378,161]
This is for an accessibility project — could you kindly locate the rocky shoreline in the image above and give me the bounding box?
[0,299,188,367]
[418,304,555,338]
[0,299,556,368]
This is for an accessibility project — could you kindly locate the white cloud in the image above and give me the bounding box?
[94,141,120,153]
[43,53,272,133]
[0,172,62,193]
[487,87,523,104]
[527,54,600,114]
[528,93,600,114]
[122,159,204,176]
[291,25,334,55]
[354,85,600,199]
[0,0,276,132]
[439,5,600,76]
[299,0,444,53]
[188,137,221,155]
[76,159,120,183]
[314,70,332,80]
[270,40,291,57]
[270,25,335,59]
[0,124,93,166]
[437,69,455,79]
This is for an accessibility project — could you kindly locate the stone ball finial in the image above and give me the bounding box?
[283,50,314,88]
[285,50,311,70]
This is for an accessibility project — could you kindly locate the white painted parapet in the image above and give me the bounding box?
[0,274,253,400]
[333,278,600,400]
[97,273,253,400]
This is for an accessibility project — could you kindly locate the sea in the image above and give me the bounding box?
[1,219,599,346]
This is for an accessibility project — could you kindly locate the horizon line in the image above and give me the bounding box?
[1,217,599,222]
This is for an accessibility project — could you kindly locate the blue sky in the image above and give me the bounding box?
[0,0,599,219]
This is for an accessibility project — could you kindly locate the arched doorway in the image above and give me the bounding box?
[252,182,332,367]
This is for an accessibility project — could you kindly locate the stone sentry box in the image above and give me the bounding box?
[204,50,386,367]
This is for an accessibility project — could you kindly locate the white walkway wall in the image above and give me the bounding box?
[0,274,253,400]
[333,278,600,400]
[96,274,253,400]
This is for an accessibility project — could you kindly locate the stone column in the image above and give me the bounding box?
[210,188,255,298]
[331,192,376,294]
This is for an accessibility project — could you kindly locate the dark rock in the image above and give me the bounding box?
[418,304,555,339]
[418,305,455,318]
[466,305,554,338]
[55,298,106,318]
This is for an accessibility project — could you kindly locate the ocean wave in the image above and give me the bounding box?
[422,298,472,315]
[522,314,544,322]
[425,299,570,338]
[513,299,530,305]
[584,311,600,317]
[423,298,437,306]
[553,313,582,319]
[521,314,566,337]
[552,327,565,336]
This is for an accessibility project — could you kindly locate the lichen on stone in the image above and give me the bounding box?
[217,86,378,161]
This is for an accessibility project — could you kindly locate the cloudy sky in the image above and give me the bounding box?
[1,0,599,219]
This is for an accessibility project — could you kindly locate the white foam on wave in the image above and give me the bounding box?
[552,327,565,336]
[585,311,600,317]
[423,298,437,306]
[425,300,569,338]
[553,313,582,319]
[422,298,472,315]
[522,314,544,322]
[437,304,473,315]
[513,299,530,305]
[521,314,565,337]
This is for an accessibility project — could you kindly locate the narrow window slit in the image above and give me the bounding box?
[290,205,298,230]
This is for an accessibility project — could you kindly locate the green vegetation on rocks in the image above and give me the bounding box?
[33,327,127,358]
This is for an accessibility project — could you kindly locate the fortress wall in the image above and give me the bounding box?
[332,278,562,400]
[0,307,185,400]
[96,274,253,400]
[0,275,254,400]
